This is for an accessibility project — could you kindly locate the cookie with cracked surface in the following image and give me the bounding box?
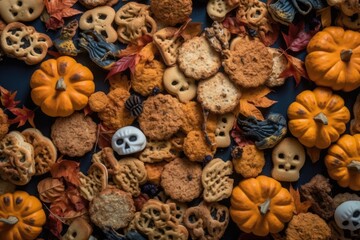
[138,94,183,140]
[150,0,192,26]
[51,112,97,157]
[231,144,265,178]
[177,36,221,80]
[197,72,241,114]
[161,158,203,202]
[183,130,217,162]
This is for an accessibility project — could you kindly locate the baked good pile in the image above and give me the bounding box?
[0,0,359,239]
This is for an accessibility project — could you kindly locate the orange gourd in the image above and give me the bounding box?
[0,191,46,240]
[230,175,294,236]
[30,56,95,117]
[325,134,360,191]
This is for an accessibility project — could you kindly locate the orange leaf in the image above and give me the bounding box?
[0,86,20,109]
[289,184,312,214]
[44,0,82,30]
[50,159,81,186]
[317,6,332,28]
[96,123,115,149]
[174,19,202,40]
[8,106,35,128]
[222,16,247,35]
[279,50,309,86]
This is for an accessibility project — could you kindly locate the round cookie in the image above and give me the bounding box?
[161,158,203,202]
[197,72,241,114]
[183,130,217,162]
[51,112,97,157]
[150,0,192,26]
[177,36,221,80]
[89,188,135,229]
[231,145,265,178]
[223,37,273,88]
[138,94,183,140]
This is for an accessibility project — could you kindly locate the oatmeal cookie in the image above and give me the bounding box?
[79,0,118,8]
[161,158,203,202]
[0,108,9,140]
[183,130,217,162]
[231,145,265,178]
[138,94,183,140]
[51,112,97,157]
[223,37,273,88]
[150,0,192,26]
[177,36,221,80]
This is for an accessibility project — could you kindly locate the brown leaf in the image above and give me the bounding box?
[174,19,202,40]
[37,178,65,203]
[50,159,81,186]
[96,124,115,149]
[289,184,312,215]
[44,0,82,30]
[317,6,332,28]
[8,106,35,128]
[306,147,321,163]
[65,186,87,212]
[279,50,309,86]
[0,86,20,109]
[222,16,247,35]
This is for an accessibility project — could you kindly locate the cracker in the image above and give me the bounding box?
[153,28,184,66]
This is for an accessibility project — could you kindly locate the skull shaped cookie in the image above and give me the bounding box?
[335,201,360,232]
[0,0,45,23]
[62,218,93,240]
[271,137,305,182]
[111,126,147,155]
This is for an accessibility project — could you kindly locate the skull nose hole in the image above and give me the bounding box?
[343,220,349,226]
[125,143,130,149]
[353,221,359,227]
[353,210,360,218]
[116,139,124,145]
[72,232,77,238]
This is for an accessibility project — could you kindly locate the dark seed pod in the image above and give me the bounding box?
[125,95,143,117]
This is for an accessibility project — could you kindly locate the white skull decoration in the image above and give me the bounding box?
[335,201,360,232]
[111,126,146,155]
[271,137,305,182]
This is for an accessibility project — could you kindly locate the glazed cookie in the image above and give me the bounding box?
[0,0,45,23]
[138,94,183,140]
[51,112,97,157]
[153,27,184,66]
[138,139,179,163]
[214,113,235,148]
[0,22,52,65]
[79,6,117,43]
[0,131,35,185]
[79,162,108,201]
[202,158,233,202]
[223,37,273,88]
[265,48,288,87]
[92,147,120,175]
[177,36,221,80]
[161,158,203,202]
[163,65,197,103]
[231,144,265,178]
[183,130,217,162]
[207,0,239,22]
[0,108,9,140]
[90,188,135,229]
[22,128,57,175]
[79,0,118,8]
[197,72,241,114]
[150,0,192,26]
[113,157,147,197]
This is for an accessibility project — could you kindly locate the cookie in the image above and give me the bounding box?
[204,21,231,53]
[92,147,120,175]
[89,188,135,229]
[202,158,233,202]
[214,113,235,148]
[183,130,217,162]
[62,217,93,240]
[223,37,273,88]
[166,199,188,224]
[0,0,45,23]
[0,108,9,140]
[163,65,197,103]
[79,0,118,8]
[0,22,52,65]
[265,48,288,87]
[150,0,192,26]
[144,162,167,185]
[138,94,183,140]
[336,11,360,31]
[207,0,239,22]
[177,36,221,80]
[160,158,203,202]
[153,27,184,66]
[0,131,35,185]
[197,72,241,114]
[51,112,97,157]
[79,162,108,201]
[113,157,147,197]
[138,139,179,163]
[231,144,265,178]
[22,128,57,175]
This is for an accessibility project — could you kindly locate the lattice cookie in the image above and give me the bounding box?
[79,162,108,201]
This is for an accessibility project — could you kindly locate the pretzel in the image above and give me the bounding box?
[0,0,44,23]
[0,22,52,65]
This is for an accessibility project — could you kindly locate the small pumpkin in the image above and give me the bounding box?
[325,134,360,191]
[0,191,46,240]
[230,175,294,236]
[30,56,95,117]
[287,87,350,149]
[305,26,360,92]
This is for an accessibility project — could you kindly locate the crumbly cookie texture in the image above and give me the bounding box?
[231,145,265,178]
[177,36,221,80]
[0,108,9,140]
[51,112,97,157]
[161,158,203,202]
[183,130,217,162]
[150,0,192,26]
[139,94,183,140]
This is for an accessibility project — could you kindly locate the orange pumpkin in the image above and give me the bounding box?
[325,134,360,191]
[30,56,95,117]
[230,175,294,236]
[305,26,360,92]
[0,191,46,240]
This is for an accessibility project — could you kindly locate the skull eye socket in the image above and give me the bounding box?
[278,153,285,159]
[293,155,299,160]
[72,231,77,238]
[86,16,93,23]
[354,210,360,218]
[116,138,124,145]
[172,80,179,86]
[129,135,137,142]
[17,1,22,6]
[343,220,349,226]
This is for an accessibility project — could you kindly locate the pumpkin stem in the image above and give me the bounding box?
[259,198,271,215]
[340,49,352,62]
[0,216,18,225]
[55,78,67,91]
[348,161,360,172]
[313,112,328,125]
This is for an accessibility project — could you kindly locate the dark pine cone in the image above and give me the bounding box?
[125,95,143,117]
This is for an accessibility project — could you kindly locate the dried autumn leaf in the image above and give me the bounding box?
[231,125,254,147]
[238,86,277,120]
[47,213,62,239]
[83,105,92,117]
[259,22,280,47]
[95,123,115,149]
[282,21,320,52]
[50,159,81,186]
[222,16,247,35]
[44,0,82,30]
[317,6,332,28]
[0,86,20,109]
[106,54,139,80]
[306,147,321,163]
[65,186,87,212]
[119,34,153,57]
[37,178,65,203]
[8,106,35,128]
[174,19,202,40]
[289,184,312,214]
[279,50,309,86]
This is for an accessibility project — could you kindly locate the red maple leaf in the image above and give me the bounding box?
[0,86,20,109]
[8,106,35,128]
[279,50,309,86]
[44,0,82,30]
[50,158,81,186]
[106,54,139,80]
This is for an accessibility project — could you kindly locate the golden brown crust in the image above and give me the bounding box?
[231,145,265,178]
[183,130,217,162]
[150,0,192,26]
[0,108,9,140]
